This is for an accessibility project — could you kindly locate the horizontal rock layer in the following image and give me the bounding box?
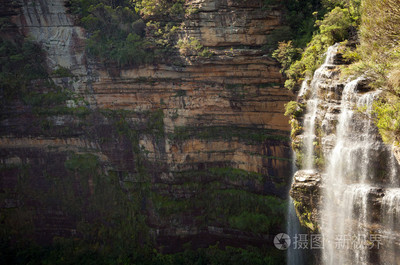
[0,0,294,250]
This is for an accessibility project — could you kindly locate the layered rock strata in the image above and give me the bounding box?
[0,0,294,250]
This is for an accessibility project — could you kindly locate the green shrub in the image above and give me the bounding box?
[0,38,48,99]
[339,41,361,63]
[65,153,99,174]
[229,212,273,233]
[339,0,400,145]
[281,4,359,90]
[67,0,186,67]
[134,0,185,18]
[272,41,302,74]
[389,69,400,95]
[284,101,304,118]
[77,3,153,67]
[176,37,200,53]
[344,0,400,90]
[373,97,400,144]
[360,0,400,60]
[52,66,74,77]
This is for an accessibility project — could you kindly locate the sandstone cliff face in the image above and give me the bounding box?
[0,0,293,250]
[16,0,86,73]
[290,170,321,231]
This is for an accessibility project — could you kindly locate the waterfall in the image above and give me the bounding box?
[320,76,392,265]
[319,76,399,265]
[381,189,400,264]
[287,196,305,265]
[301,44,339,169]
[321,77,370,265]
[287,151,305,265]
[293,43,400,265]
[389,150,400,186]
[382,189,400,233]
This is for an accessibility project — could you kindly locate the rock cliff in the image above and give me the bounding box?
[0,0,293,252]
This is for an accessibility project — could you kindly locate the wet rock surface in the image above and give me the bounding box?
[290,170,322,232]
[290,44,400,264]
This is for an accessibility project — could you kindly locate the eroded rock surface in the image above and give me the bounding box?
[289,44,400,264]
[0,0,294,250]
[290,170,322,231]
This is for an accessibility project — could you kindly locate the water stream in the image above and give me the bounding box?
[288,151,305,265]
[287,196,305,265]
[293,44,400,265]
[301,44,339,170]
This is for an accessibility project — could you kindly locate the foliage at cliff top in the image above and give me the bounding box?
[373,98,400,145]
[67,0,187,67]
[348,0,400,92]
[273,0,361,90]
[262,0,323,54]
[333,0,400,145]
[277,0,400,145]
[358,0,400,145]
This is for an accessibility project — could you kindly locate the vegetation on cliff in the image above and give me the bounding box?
[0,0,329,264]
[358,0,400,145]
[0,107,287,264]
[66,0,205,67]
[278,0,400,146]
[0,38,48,100]
[68,0,163,66]
[274,0,360,90]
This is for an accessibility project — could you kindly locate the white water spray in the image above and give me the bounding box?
[292,44,400,265]
[301,44,340,170]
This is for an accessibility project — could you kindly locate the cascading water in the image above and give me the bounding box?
[287,151,305,265]
[320,75,369,265]
[381,189,400,264]
[287,196,305,265]
[292,44,400,265]
[301,44,340,170]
